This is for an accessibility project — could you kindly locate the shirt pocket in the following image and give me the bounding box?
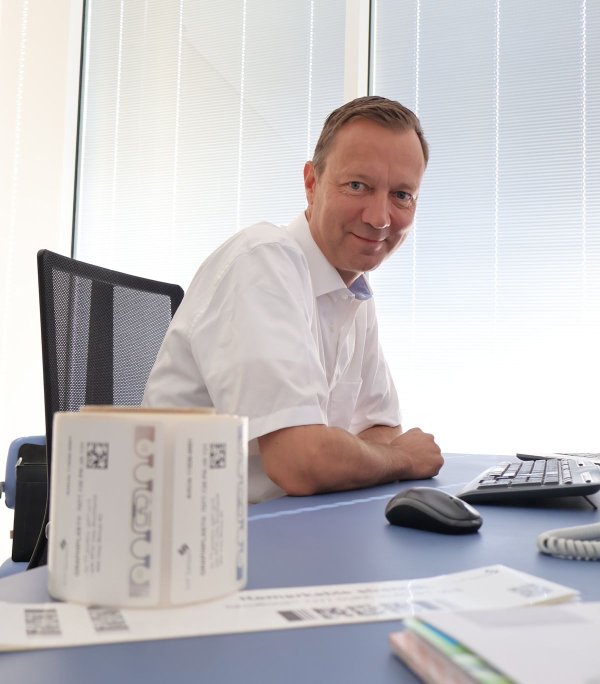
[327,380,362,431]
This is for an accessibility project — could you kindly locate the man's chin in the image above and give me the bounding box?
[357,249,389,268]
[342,257,387,280]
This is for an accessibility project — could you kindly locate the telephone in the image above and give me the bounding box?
[538,522,600,561]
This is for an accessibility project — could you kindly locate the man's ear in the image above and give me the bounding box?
[303,161,317,205]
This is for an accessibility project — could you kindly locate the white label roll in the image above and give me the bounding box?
[48,408,248,608]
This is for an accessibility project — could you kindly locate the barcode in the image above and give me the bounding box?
[88,606,129,633]
[25,609,61,636]
[209,442,226,469]
[279,609,315,622]
[86,441,109,469]
[278,600,441,623]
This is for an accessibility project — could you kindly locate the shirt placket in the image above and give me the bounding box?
[329,292,361,389]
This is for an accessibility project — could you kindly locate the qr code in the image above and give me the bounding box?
[86,441,109,469]
[25,608,61,636]
[209,443,226,469]
[88,606,129,633]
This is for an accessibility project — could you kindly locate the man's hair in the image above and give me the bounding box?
[312,95,428,174]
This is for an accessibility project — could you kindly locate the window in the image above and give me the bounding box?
[371,0,600,453]
[75,0,346,289]
[75,0,600,455]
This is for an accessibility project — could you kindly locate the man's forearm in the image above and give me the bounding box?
[258,424,443,497]
[358,424,403,445]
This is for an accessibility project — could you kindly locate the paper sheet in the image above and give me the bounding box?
[417,601,600,684]
[0,565,578,652]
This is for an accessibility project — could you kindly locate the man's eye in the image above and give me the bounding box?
[348,181,365,191]
[393,190,414,205]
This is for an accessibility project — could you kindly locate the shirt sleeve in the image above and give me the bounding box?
[187,240,329,441]
[348,299,401,435]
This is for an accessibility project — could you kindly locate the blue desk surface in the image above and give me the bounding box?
[1,453,599,683]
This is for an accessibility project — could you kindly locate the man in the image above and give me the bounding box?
[143,95,443,502]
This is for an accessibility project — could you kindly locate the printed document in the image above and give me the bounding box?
[408,601,600,683]
[0,565,578,652]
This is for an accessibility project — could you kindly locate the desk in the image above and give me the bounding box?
[0,453,599,683]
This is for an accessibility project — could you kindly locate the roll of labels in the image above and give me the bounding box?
[48,407,248,608]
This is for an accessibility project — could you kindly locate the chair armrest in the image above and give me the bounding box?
[2,435,46,509]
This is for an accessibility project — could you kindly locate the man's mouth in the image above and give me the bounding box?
[352,233,386,244]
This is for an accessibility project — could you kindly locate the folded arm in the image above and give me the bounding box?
[258,424,443,497]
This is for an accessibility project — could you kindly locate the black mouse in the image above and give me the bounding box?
[385,487,482,534]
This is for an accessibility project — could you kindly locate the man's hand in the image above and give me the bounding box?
[388,427,443,480]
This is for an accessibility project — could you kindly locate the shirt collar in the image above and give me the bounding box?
[286,212,373,300]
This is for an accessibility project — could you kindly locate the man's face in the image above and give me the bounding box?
[304,118,426,285]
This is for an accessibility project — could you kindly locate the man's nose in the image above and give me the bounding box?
[362,191,391,229]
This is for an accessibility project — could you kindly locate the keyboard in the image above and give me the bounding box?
[517,452,600,467]
[457,457,600,504]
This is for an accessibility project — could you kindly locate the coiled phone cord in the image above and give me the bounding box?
[538,522,600,561]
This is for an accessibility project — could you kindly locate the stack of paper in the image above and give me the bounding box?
[390,602,600,684]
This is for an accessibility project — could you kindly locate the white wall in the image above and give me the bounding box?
[0,0,83,563]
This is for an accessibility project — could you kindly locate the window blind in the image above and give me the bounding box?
[371,0,600,453]
[75,0,346,290]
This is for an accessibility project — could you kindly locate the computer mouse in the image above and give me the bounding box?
[385,487,482,534]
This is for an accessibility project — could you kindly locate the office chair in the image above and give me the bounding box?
[0,435,46,577]
[27,249,184,568]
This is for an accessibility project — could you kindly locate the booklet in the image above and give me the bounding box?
[0,564,578,652]
[390,619,511,683]
[391,601,600,684]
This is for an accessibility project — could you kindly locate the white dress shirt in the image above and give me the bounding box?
[143,213,401,502]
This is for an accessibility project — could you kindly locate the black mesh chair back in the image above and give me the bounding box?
[31,249,184,567]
